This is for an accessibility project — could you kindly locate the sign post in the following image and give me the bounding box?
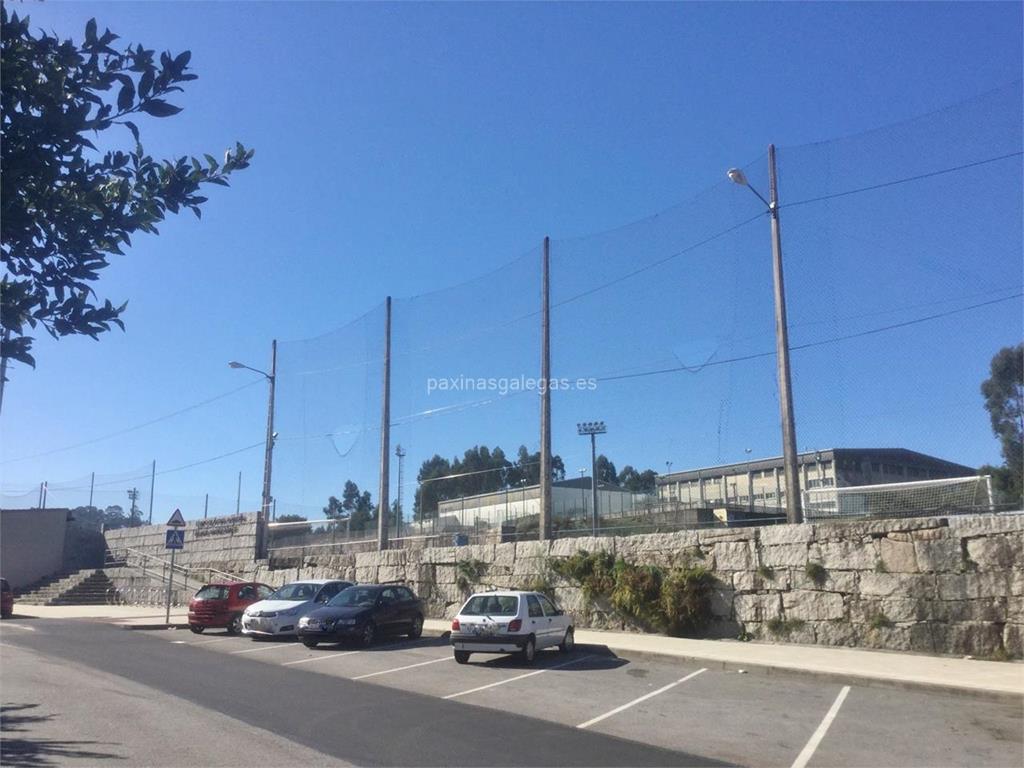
[165,509,186,627]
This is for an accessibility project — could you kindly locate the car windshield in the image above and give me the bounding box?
[461,595,518,616]
[269,583,318,601]
[194,585,228,600]
[328,587,379,608]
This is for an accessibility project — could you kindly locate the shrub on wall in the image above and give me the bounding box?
[552,549,714,637]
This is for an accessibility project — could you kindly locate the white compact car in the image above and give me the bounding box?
[241,579,351,638]
[449,590,574,664]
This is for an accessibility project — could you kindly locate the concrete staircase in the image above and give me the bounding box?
[16,569,116,605]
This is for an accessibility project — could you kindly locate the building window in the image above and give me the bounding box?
[871,462,880,472]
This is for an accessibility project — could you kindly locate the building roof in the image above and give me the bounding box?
[657,447,975,485]
[437,477,628,509]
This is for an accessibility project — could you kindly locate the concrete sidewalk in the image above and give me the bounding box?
[9,606,1020,696]
[9,604,190,627]
[423,619,1022,697]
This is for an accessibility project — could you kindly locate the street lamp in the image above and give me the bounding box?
[578,468,587,519]
[728,148,803,524]
[577,421,607,535]
[229,339,277,556]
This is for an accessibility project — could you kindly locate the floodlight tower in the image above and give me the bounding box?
[577,421,607,535]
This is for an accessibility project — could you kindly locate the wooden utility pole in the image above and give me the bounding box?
[147,460,156,524]
[539,237,552,541]
[768,144,803,524]
[378,297,392,551]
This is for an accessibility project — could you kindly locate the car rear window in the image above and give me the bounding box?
[195,585,228,600]
[270,583,318,601]
[461,595,518,616]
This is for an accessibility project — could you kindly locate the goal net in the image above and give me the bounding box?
[804,476,992,520]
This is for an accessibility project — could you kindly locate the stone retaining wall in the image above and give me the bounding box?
[103,513,258,576]
[102,512,1022,657]
[252,514,1022,658]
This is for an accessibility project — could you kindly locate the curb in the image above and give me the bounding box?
[588,644,1023,703]
[421,621,1020,701]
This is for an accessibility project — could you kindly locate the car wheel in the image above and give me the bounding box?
[362,621,376,646]
[303,639,319,648]
[408,615,423,640]
[454,650,471,664]
[226,615,242,635]
[189,625,204,634]
[559,627,575,653]
[520,636,536,664]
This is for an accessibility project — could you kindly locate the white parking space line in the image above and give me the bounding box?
[442,654,595,700]
[282,650,360,666]
[576,668,707,729]
[352,656,451,680]
[231,643,302,655]
[790,685,851,768]
[190,637,234,645]
[0,623,36,632]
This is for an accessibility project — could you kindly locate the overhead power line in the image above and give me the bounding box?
[784,151,1023,209]
[0,380,262,465]
[593,293,1022,384]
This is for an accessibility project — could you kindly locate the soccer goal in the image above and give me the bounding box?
[803,476,993,520]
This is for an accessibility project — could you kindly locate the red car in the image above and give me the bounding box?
[188,582,273,635]
[1,578,13,619]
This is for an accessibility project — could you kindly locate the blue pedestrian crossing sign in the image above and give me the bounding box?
[165,529,185,549]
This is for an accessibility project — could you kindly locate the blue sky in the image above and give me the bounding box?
[2,2,1021,519]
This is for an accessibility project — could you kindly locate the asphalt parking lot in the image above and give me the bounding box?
[140,626,1023,768]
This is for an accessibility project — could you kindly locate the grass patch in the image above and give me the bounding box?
[550,550,714,637]
[756,565,776,581]
[765,617,806,636]
[455,558,487,592]
[986,647,1014,662]
[867,612,894,630]
[804,561,828,588]
[521,573,554,599]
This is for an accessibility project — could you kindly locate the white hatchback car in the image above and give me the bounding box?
[241,579,351,638]
[450,590,574,664]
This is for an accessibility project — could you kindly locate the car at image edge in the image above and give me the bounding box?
[297,584,424,647]
[450,590,574,664]
[1,578,13,619]
[241,579,352,638]
[188,581,274,634]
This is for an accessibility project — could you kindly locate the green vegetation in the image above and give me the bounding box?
[521,573,555,598]
[867,612,894,630]
[1,9,252,369]
[550,549,715,637]
[765,617,806,636]
[455,558,487,592]
[980,344,1023,507]
[874,560,888,573]
[986,647,1014,662]
[756,565,776,581]
[323,481,377,534]
[804,561,828,587]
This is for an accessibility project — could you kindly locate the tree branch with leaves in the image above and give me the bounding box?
[1,9,253,373]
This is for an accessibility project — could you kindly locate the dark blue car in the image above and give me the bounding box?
[297,584,424,647]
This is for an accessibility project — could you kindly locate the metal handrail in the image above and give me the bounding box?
[105,546,247,587]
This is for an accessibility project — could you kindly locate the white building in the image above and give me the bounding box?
[434,478,642,529]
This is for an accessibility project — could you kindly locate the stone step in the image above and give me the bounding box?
[16,569,112,604]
